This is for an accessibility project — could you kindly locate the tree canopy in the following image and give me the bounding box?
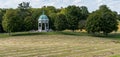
[2,9,22,33]
[86,5,118,35]
[0,2,119,35]
[54,14,67,31]
[61,5,82,31]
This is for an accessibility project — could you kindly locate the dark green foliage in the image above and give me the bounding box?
[0,2,119,34]
[0,4,90,33]
[80,6,89,20]
[78,6,89,31]
[117,14,120,20]
[24,16,34,31]
[67,16,79,32]
[86,12,102,33]
[86,5,118,35]
[42,6,57,15]
[2,2,33,33]
[48,13,57,30]
[62,5,82,31]
[0,9,6,32]
[18,2,31,20]
[54,14,67,31]
[31,8,42,30]
[2,9,22,33]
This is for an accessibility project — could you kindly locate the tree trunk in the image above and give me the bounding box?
[80,29,82,31]
[72,30,75,32]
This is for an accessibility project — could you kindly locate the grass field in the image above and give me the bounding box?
[0,32,120,57]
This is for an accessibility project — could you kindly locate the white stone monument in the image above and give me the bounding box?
[38,11,49,32]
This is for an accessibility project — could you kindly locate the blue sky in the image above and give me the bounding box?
[0,0,120,13]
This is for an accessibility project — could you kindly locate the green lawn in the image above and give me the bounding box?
[111,55,120,57]
[0,32,120,57]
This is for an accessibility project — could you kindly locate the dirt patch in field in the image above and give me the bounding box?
[112,40,120,44]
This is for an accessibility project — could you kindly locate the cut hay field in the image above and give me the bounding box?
[0,32,120,57]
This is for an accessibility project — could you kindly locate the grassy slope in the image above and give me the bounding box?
[0,32,120,57]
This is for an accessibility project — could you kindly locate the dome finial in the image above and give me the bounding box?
[42,6,45,15]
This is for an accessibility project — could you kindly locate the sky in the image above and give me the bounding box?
[0,0,120,14]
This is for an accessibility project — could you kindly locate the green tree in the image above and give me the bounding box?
[54,14,67,31]
[86,5,118,35]
[17,2,32,31]
[24,16,34,31]
[18,2,31,19]
[48,13,57,30]
[62,5,81,32]
[117,14,120,20]
[0,9,6,32]
[78,20,86,31]
[42,6,57,15]
[31,8,42,30]
[78,6,89,31]
[80,6,89,20]
[2,9,22,35]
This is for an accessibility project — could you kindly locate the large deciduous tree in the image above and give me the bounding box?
[24,16,34,31]
[80,6,89,20]
[48,13,57,30]
[18,2,33,31]
[0,9,6,32]
[61,5,81,32]
[117,14,120,20]
[86,5,118,35]
[54,14,67,31]
[2,9,22,35]
[78,6,89,31]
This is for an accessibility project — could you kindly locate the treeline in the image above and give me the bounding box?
[0,2,120,35]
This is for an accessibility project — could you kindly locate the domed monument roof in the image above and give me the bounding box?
[39,11,49,20]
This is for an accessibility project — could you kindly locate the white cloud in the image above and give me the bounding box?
[97,0,104,6]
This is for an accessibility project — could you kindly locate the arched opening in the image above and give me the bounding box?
[42,23,45,30]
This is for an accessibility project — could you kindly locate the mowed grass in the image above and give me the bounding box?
[0,32,120,57]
